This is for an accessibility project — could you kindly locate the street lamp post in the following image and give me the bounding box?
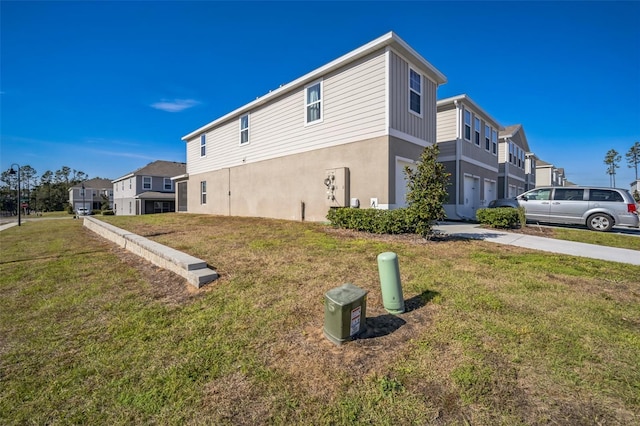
[8,163,21,226]
[82,183,86,216]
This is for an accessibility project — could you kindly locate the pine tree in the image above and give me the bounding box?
[625,141,640,181]
[604,149,621,188]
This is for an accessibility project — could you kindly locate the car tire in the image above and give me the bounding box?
[587,213,613,232]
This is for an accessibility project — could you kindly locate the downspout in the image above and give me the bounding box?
[453,100,467,220]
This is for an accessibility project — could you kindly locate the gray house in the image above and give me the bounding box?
[178,32,447,222]
[68,178,113,213]
[498,124,531,198]
[436,94,502,220]
[112,160,186,215]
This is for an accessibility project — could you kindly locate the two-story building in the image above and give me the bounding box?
[436,94,501,220]
[498,124,531,198]
[535,159,566,187]
[178,32,447,222]
[69,178,113,213]
[112,160,186,215]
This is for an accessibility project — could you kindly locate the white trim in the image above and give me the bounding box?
[304,80,323,126]
[389,128,431,147]
[239,114,250,145]
[200,134,207,157]
[384,48,390,135]
[408,67,423,118]
[182,32,446,141]
[463,108,472,141]
[438,154,499,173]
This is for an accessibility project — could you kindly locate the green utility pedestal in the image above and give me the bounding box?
[323,283,368,345]
[377,252,405,314]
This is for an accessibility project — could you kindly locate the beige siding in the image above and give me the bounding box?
[388,51,438,143]
[436,107,457,142]
[187,136,390,222]
[186,51,387,176]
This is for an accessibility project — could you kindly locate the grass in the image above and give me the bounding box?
[521,223,640,251]
[1,214,639,425]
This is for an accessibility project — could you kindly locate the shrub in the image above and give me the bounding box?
[476,207,524,229]
[101,210,115,216]
[326,207,415,234]
[404,144,450,237]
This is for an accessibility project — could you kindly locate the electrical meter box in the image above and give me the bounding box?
[323,283,368,345]
[324,167,350,207]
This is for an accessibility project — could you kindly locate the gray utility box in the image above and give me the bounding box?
[323,283,368,345]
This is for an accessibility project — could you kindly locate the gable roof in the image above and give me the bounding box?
[71,178,113,189]
[112,160,186,183]
[499,124,531,152]
[182,31,447,141]
[437,94,503,129]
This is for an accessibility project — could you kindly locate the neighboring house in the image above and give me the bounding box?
[630,179,640,198]
[498,124,531,198]
[524,152,538,191]
[112,160,186,216]
[69,178,113,213]
[536,159,566,187]
[178,32,447,222]
[436,94,501,220]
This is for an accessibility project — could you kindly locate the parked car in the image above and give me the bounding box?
[515,186,639,232]
[76,207,91,216]
[488,198,519,208]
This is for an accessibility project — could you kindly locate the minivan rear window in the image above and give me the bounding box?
[589,189,624,202]
[554,188,584,201]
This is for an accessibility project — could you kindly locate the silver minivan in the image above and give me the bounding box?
[517,186,639,232]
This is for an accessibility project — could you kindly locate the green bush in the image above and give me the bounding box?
[476,207,524,229]
[101,210,115,216]
[326,207,415,234]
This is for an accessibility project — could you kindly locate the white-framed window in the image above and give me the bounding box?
[200,134,206,157]
[164,178,172,191]
[305,81,322,124]
[474,117,481,146]
[200,181,207,204]
[143,176,151,190]
[464,110,471,141]
[485,125,491,151]
[492,130,497,154]
[129,178,132,189]
[409,68,422,116]
[240,114,249,144]
[121,181,124,190]
[509,143,514,163]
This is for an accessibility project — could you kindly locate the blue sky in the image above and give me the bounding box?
[2,1,639,188]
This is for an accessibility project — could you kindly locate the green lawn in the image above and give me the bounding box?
[1,214,639,425]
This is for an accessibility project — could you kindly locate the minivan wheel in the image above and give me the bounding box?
[587,213,614,232]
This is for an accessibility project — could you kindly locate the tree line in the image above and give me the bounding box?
[1,165,91,214]
[604,141,640,191]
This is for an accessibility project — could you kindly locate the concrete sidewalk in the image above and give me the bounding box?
[433,222,640,266]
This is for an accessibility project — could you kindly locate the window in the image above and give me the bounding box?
[509,143,514,163]
[485,125,491,151]
[525,188,551,201]
[554,188,584,201]
[200,134,206,157]
[121,181,124,190]
[492,130,497,154]
[305,81,322,124]
[464,110,471,140]
[129,178,132,189]
[589,189,623,202]
[409,68,421,115]
[200,181,207,204]
[164,178,172,191]
[474,117,481,146]
[143,176,151,190]
[240,114,249,144]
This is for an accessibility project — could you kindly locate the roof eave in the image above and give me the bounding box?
[181,31,447,141]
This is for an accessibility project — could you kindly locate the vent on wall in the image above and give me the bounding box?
[324,167,350,207]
